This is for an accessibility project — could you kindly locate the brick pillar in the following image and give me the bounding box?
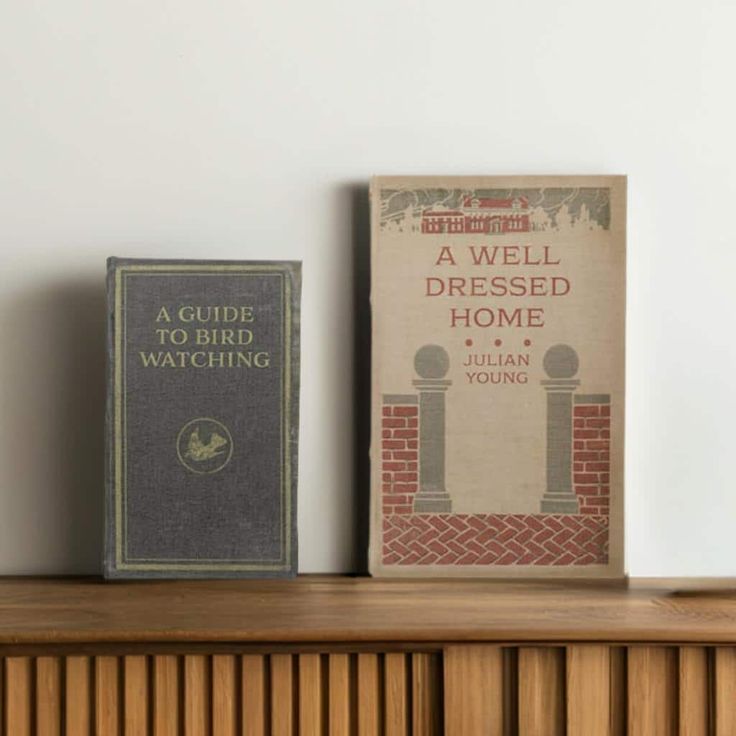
[381,396,419,515]
[573,394,611,515]
[540,344,580,514]
[412,345,452,513]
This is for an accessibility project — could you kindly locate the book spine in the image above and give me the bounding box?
[103,257,117,577]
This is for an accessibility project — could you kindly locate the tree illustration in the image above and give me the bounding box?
[530,207,551,231]
[555,204,572,231]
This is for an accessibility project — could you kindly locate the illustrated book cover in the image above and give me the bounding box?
[370,176,625,578]
[105,258,300,578]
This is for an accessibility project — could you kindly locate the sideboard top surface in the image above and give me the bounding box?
[0,576,735,645]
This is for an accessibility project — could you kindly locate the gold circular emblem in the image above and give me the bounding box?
[176,418,233,474]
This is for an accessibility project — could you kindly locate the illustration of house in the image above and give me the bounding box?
[421,196,531,234]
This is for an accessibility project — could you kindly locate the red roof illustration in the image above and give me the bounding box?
[463,196,529,209]
[422,209,463,217]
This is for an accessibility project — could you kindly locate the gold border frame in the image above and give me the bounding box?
[113,264,293,572]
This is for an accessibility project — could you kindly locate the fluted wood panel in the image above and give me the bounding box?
[715,647,736,736]
[327,653,350,734]
[385,653,407,735]
[212,655,237,736]
[124,655,148,736]
[566,645,610,735]
[3,645,736,733]
[95,655,120,736]
[36,656,61,736]
[443,644,724,734]
[5,657,32,736]
[184,655,210,736]
[66,656,92,735]
[357,653,381,736]
[444,645,503,735]
[153,655,179,736]
[628,646,678,735]
[412,652,441,736]
[518,647,565,736]
[241,654,267,736]
[609,647,627,736]
[1,651,442,735]
[299,653,323,736]
[270,654,294,736]
[679,646,710,735]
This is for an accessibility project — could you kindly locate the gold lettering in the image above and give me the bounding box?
[139,352,161,367]
[253,351,270,368]
[195,328,253,346]
[190,351,207,368]
[178,305,195,322]
[139,349,272,368]
[178,305,255,323]
[208,352,226,368]
[169,329,188,345]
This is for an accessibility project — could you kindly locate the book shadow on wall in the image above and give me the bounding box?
[11,214,370,577]
[350,184,371,574]
[8,280,106,574]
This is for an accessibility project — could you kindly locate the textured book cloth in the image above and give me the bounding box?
[105,259,300,578]
[370,176,625,578]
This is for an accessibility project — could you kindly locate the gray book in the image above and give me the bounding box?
[105,258,300,578]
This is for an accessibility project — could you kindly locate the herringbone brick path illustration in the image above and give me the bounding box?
[382,513,608,566]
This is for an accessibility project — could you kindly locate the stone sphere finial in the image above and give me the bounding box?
[414,344,450,379]
[543,344,579,379]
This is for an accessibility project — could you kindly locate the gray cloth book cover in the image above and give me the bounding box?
[105,258,300,578]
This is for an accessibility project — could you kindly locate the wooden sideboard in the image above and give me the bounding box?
[1,577,735,734]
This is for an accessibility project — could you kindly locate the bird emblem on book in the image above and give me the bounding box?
[184,428,229,462]
[176,417,234,474]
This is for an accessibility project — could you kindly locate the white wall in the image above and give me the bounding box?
[0,0,734,576]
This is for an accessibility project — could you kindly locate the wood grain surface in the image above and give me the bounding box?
[444,645,503,735]
[95,656,120,736]
[36,656,61,736]
[298,653,323,736]
[153,655,179,736]
[627,646,678,736]
[5,656,32,736]
[715,647,736,736]
[66,655,92,735]
[0,578,735,732]
[566,645,610,735]
[0,577,735,644]
[412,652,441,736]
[518,647,565,735]
[679,646,710,735]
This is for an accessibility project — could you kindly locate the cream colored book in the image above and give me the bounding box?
[369,176,625,578]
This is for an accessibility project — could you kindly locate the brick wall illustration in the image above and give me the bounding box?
[381,398,419,515]
[573,396,611,516]
[381,344,611,566]
[382,514,609,566]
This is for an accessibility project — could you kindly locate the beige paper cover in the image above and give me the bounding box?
[370,175,625,578]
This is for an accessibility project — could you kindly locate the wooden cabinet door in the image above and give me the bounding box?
[442,644,724,735]
[1,650,443,735]
[1,645,731,733]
